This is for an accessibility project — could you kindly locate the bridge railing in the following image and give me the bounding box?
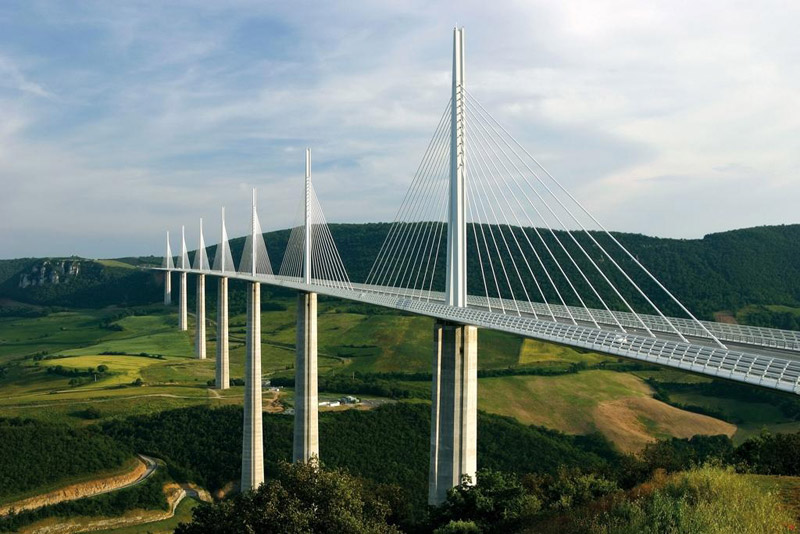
[345,281,800,353]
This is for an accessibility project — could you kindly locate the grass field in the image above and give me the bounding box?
[96,259,137,270]
[747,474,800,521]
[0,312,111,362]
[25,354,166,387]
[518,339,612,366]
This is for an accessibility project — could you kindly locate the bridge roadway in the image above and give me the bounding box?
[162,268,800,395]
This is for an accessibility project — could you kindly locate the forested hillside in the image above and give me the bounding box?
[1,224,798,321]
[0,258,161,308]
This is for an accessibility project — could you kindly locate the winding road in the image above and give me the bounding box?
[0,454,160,517]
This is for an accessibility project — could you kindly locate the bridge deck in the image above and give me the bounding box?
[158,268,800,395]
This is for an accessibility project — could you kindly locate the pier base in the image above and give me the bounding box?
[195,274,206,359]
[428,320,477,505]
[216,277,230,389]
[163,271,171,305]
[293,291,319,463]
[241,282,264,491]
[178,273,187,331]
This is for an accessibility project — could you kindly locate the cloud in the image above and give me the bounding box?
[0,56,54,99]
[0,1,797,259]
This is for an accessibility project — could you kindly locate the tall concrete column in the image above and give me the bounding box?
[241,282,264,491]
[293,291,319,463]
[163,271,172,305]
[429,319,478,505]
[196,274,206,359]
[178,273,188,331]
[216,277,230,389]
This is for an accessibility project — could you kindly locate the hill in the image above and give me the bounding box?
[0,258,161,309]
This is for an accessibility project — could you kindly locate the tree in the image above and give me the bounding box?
[175,460,399,534]
[430,469,542,534]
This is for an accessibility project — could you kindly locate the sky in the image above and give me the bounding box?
[0,0,798,259]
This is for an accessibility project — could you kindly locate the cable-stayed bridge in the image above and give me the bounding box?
[155,28,800,504]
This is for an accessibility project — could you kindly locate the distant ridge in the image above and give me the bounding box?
[0,223,798,319]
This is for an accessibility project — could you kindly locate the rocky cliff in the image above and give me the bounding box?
[18,260,81,288]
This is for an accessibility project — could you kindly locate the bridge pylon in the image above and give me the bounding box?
[195,218,207,360]
[178,225,188,331]
[429,26,478,506]
[241,280,264,490]
[215,207,231,390]
[294,148,320,463]
[241,193,264,491]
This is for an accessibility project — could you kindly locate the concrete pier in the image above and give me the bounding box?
[241,282,264,491]
[195,274,206,359]
[428,319,478,505]
[178,273,187,331]
[293,291,319,463]
[216,277,230,389]
[163,271,171,305]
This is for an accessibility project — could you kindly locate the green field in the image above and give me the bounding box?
[96,259,137,270]
[518,338,612,366]
[1,296,798,448]
[0,312,112,362]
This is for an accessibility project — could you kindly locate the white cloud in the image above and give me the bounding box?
[0,56,54,99]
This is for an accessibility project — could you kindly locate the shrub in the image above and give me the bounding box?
[431,469,542,534]
[434,520,482,534]
[554,466,796,534]
[81,407,102,420]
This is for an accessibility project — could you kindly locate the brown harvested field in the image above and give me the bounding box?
[593,397,737,453]
[478,371,737,453]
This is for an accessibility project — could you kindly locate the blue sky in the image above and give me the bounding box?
[0,1,798,258]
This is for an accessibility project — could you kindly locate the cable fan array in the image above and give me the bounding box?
[162,233,174,269]
[278,183,352,290]
[365,100,453,298]
[212,208,236,273]
[193,219,210,271]
[178,227,190,270]
[366,92,723,347]
[238,195,273,277]
[168,182,352,291]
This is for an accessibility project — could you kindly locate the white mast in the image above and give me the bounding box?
[304,148,312,285]
[445,27,466,307]
[180,225,187,269]
[251,189,257,276]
